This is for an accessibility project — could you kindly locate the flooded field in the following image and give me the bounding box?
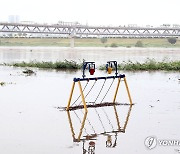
[0,47,180,154]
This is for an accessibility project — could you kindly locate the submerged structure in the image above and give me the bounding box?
[67,60,133,112]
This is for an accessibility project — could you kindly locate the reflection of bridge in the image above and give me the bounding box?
[0,22,180,38]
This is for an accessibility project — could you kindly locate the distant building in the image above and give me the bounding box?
[8,15,20,23]
[20,21,36,24]
[128,24,138,27]
[57,21,80,26]
[173,24,180,28]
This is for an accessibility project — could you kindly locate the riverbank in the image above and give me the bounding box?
[0,38,180,48]
[5,59,180,71]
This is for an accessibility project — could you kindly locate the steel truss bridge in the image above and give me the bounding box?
[0,22,180,38]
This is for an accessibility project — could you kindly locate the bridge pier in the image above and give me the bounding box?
[70,37,75,48]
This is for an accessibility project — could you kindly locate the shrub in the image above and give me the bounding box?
[167,37,177,45]
[100,37,107,44]
[110,43,118,47]
[135,40,143,47]
[11,60,81,70]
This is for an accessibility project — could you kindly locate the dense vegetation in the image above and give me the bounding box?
[167,37,177,45]
[10,60,81,69]
[117,59,180,71]
[7,59,180,71]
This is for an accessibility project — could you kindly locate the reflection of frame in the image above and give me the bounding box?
[67,104,133,142]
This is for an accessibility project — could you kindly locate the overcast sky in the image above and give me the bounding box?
[0,0,180,26]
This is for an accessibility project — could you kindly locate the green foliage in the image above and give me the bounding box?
[118,59,180,71]
[110,43,118,47]
[7,59,180,71]
[12,60,81,70]
[135,40,143,47]
[100,37,108,44]
[167,37,177,45]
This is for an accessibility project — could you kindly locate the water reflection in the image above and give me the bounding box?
[67,105,133,153]
[1,47,180,64]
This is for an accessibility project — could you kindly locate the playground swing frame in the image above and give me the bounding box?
[66,74,133,112]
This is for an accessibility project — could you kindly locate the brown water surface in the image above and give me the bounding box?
[0,47,180,154]
[0,65,180,154]
[0,47,180,64]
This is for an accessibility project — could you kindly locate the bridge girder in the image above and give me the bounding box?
[0,22,180,38]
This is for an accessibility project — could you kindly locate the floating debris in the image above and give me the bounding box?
[57,102,134,111]
[22,69,36,75]
[174,149,180,153]
[0,82,6,86]
[149,105,154,108]
[0,82,15,86]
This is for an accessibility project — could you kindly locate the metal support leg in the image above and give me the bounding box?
[67,82,75,111]
[70,37,75,48]
[78,81,88,113]
[124,77,133,105]
[113,78,121,103]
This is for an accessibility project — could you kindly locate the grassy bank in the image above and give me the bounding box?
[7,59,180,71]
[9,60,81,69]
[117,59,180,71]
[0,38,180,47]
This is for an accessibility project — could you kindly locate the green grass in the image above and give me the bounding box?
[10,60,81,70]
[1,38,180,47]
[0,38,70,47]
[118,59,180,71]
[100,59,180,71]
[7,59,180,71]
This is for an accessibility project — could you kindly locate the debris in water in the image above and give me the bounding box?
[0,82,15,86]
[174,149,180,153]
[22,69,35,75]
[57,102,134,111]
[0,82,6,86]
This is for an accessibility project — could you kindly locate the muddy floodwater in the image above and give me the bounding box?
[0,47,180,154]
[0,47,180,64]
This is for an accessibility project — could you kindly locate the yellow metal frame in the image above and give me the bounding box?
[113,77,132,105]
[67,81,88,112]
[67,76,132,111]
